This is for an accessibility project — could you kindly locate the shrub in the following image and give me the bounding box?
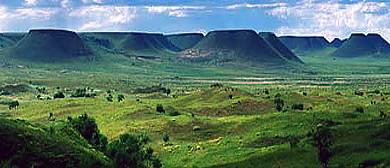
[355,90,364,96]
[68,114,107,151]
[71,88,87,97]
[118,94,125,102]
[71,88,96,98]
[106,133,162,168]
[163,133,169,144]
[156,104,165,113]
[292,104,304,110]
[167,111,181,116]
[8,101,19,110]
[264,90,269,94]
[274,97,284,112]
[303,92,307,96]
[228,94,233,99]
[356,106,364,113]
[107,94,113,102]
[308,125,333,168]
[54,92,65,99]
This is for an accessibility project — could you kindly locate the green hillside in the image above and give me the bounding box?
[166,33,204,50]
[80,32,179,57]
[0,33,25,49]
[0,117,112,167]
[332,33,390,57]
[188,30,292,65]
[330,38,345,48]
[278,36,331,56]
[259,32,303,63]
[6,29,92,62]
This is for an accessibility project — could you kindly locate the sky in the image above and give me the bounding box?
[0,0,390,42]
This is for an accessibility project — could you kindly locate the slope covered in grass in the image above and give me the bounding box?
[330,38,345,48]
[80,32,179,57]
[259,32,303,63]
[278,36,331,56]
[166,33,204,50]
[0,117,112,167]
[0,33,25,49]
[186,30,293,66]
[332,33,390,57]
[6,29,92,62]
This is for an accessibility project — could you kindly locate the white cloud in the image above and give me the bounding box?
[268,1,390,41]
[25,0,38,6]
[146,6,206,17]
[61,0,71,8]
[82,0,102,4]
[226,3,287,10]
[69,6,136,31]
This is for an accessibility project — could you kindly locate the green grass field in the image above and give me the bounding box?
[2,48,390,167]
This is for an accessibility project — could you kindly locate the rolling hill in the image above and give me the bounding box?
[6,29,92,62]
[259,32,303,63]
[166,33,204,50]
[331,33,390,57]
[0,118,111,167]
[183,30,302,66]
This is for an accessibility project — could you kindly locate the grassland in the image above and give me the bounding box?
[2,48,390,167]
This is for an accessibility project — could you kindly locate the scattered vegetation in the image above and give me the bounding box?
[53,92,65,99]
[106,133,162,168]
[68,113,107,151]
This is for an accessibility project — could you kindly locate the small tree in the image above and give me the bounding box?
[163,133,169,144]
[106,133,162,168]
[308,125,333,168]
[54,92,65,99]
[292,104,304,110]
[68,113,107,152]
[8,101,19,110]
[274,97,284,112]
[156,104,165,113]
[118,94,125,102]
[107,94,113,102]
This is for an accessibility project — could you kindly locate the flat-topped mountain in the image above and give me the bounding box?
[185,30,302,65]
[7,29,92,61]
[278,36,330,52]
[166,33,204,50]
[80,32,179,56]
[259,32,303,63]
[332,33,390,57]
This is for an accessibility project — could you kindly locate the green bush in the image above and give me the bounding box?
[68,114,107,151]
[53,92,65,99]
[163,133,169,144]
[71,88,96,98]
[156,104,165,113]
[292,104,304,110]
[356,106,364,113]
[118,94,125,102]
[106,133,162,168]
[308,125,333,168]
[274,97,284,112]
[167,111,181,116]
[107,94,113,102]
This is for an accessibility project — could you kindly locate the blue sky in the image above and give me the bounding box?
[0,0,390,41]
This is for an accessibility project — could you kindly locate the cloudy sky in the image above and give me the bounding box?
[0,0,389,41]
